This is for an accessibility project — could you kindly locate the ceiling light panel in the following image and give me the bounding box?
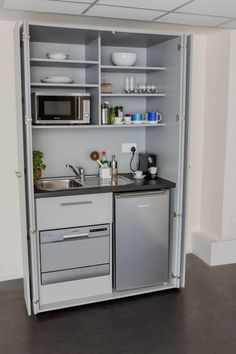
[4,0,90,14]
[85,5,165,20]
[178,0,236,18]
[97,0,191,11]
[157,12,229,27]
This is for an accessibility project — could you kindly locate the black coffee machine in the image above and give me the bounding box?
[138,153,157,179]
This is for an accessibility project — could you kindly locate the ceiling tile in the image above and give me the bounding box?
[218,19,236,28]
[177,0,236,18]
[49,0,94,2]
[4,0,90,14]
[48,0,94,3]
[97,0,190,11]
[85,4,165,21]
[156,12,229,27]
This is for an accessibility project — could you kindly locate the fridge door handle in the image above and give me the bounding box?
[115,190,167,199]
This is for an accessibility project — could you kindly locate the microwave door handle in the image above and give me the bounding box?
[77,97,80,121]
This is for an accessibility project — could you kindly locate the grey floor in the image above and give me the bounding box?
[1,254,236,354]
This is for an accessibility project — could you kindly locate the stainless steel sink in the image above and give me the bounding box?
[35,175,133,192]
[82,175,133,188]
[34,178,83,191]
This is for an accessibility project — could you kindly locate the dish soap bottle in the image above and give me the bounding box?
[101,151,108,167]
[111,154,118,176]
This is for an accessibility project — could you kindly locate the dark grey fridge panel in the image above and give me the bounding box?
[115,191,169,291]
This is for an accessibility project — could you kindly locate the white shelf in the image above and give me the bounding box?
[30,58,99,68]
[101,93,165,97]
[31,83,99,88]
[32,123,165,129]
[101,65,166,73]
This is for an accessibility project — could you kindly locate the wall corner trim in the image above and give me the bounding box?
[192,231,236,266]
[0,271,23,282]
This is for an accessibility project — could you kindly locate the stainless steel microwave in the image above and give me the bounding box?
[32,92,91,124]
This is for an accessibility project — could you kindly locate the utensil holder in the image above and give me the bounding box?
[99,167,111,179]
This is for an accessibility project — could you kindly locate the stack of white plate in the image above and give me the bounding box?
[41,76,75,84]
[46,53,69,60]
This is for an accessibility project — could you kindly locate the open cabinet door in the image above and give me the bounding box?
[146,34,188,288]
[20,22,39,314]
[13,23,31,315]
[180,35,192,287]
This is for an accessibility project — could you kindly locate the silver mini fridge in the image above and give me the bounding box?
[114,191,169,291]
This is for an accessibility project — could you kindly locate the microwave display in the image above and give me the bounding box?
[39,96,76,120]
[44,101,71,116]
[32,92,91,125]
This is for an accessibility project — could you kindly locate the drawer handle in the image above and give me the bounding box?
[63,233,89,240]
[61,201,92,206]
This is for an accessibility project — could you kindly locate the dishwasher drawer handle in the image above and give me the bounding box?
[61,201,92,207]
[63,233,89,240]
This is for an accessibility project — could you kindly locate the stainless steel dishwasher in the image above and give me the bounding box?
[114,191,169,291]
[40,224,110,285]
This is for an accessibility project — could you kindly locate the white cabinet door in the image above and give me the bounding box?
[13,23,32,315]
[146,34,188,287]
[21,22,39,315]
[36,193,112,230]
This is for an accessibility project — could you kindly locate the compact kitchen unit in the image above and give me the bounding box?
[20,22,189,315]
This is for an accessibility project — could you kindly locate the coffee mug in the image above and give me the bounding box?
[124,115,132,124]
[114,116,123,125]
[133,170,143,178]
[147,111,162,123]
[148,167,157,175]
[131,113,144,123]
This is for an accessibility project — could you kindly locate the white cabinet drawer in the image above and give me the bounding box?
[36,193,112,229]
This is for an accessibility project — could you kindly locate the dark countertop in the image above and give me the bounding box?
[34,173,176,198]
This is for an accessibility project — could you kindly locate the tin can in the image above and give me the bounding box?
[101,102,109,125]
[109,107,116,124]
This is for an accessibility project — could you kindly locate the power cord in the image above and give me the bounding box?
[130,146,136,172]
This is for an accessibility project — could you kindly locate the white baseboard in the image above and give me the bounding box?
[0,271,23,281]
[192,232,236,266]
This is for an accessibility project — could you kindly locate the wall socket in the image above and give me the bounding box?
[122,143,137,153]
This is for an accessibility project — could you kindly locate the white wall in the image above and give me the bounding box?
[0,21,23,280]
[200,31,230,240]
[222,31,236,241]
[185,35,206,251]
[191,30,236,265]
[33,128,146,176]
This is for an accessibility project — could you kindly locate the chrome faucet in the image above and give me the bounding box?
[66,164,85,182]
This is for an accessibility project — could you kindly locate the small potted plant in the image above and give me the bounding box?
[33,150,46,180]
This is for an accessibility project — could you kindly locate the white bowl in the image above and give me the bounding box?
[111,52,137,66]
[47,52,69,60]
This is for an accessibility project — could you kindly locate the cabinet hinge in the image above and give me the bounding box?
[25,116,32,124]
[171,272,180,279]
[176,114,185,122]
[178,43,187,51]
[29,228,36,234]
[174,211,182,218]
[21,32,30,41]
[33,299,39,305]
